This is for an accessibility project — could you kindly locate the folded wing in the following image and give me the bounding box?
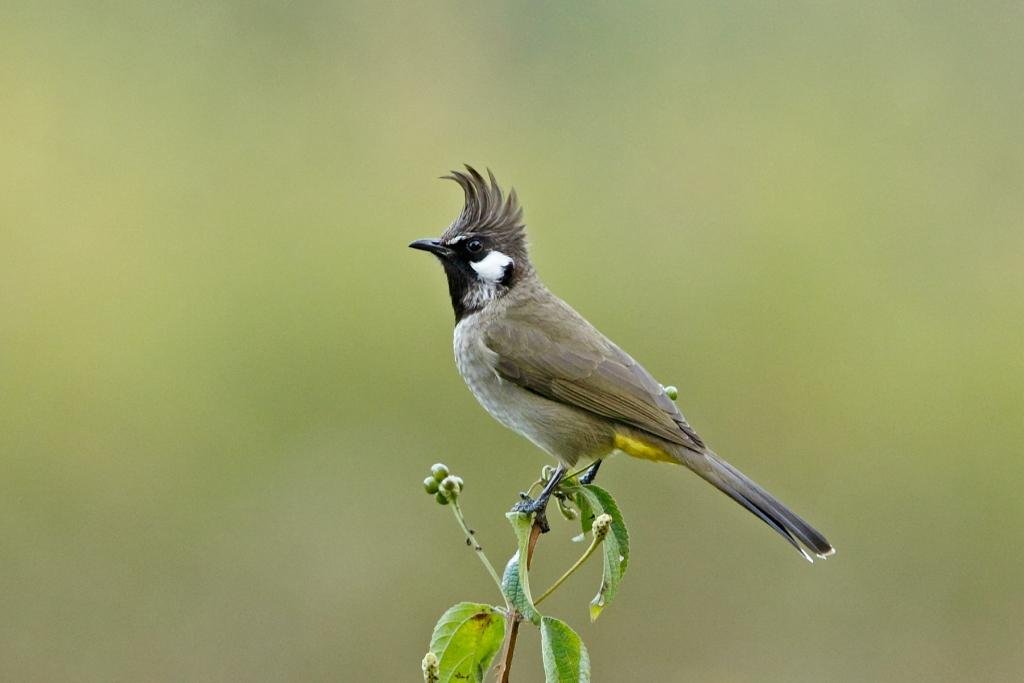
[483,301,705,453]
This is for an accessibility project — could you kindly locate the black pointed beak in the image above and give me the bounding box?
[409,238,452,257]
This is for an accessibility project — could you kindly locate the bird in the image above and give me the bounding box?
[409,166,834,561]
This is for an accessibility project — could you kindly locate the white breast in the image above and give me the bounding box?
[453,315,534,437]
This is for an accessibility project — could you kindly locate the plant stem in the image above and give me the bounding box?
[524,477,544,498]
[533,525,605,606]
[566,464,588,479]
[449,498,506,601]
[494,519,542,683]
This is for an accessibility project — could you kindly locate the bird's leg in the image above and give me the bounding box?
[579,459,602,485]
[513,464,566,533]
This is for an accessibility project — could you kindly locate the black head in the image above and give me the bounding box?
[409,166,530,320]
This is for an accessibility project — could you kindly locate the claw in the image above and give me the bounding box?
[510,496,551,532]
[509,464,566,534]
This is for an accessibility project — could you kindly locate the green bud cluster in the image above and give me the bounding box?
[423,463,464,505]
[421,652,439,682]
[592,513,614,539]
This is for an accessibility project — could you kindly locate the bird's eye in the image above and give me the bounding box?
[466,239,484,254]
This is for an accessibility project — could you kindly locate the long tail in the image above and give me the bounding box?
[681,448,835,561]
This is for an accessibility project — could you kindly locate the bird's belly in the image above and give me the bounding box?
[453,319,612,466]
[461,364,539,438]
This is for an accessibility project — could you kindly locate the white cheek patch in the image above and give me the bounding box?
[470,250,514,283]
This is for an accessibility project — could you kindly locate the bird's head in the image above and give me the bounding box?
[410,166,530,320]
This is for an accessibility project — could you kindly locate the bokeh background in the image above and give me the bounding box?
[3,2,1022,681]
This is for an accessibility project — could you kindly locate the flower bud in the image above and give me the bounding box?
[422,652,439,682]
[430,463,450,481]
[423,477,440,494]
[557,496,578,520]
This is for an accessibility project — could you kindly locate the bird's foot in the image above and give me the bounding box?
[579,459,602,485]
[510,464,566,534]
[511,495,551,533]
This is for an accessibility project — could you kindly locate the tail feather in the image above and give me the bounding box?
[683,449,835,561]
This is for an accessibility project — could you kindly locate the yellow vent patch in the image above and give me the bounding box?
[613,433,677,464]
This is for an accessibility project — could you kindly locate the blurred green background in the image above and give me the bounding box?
[2,2,1022,681]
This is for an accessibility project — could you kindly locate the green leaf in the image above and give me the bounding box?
[578,484,629,572]
[540,616,591,682]
[570,484,630,620]
[428,602,506,683]
[574,491,595,540]
[500,511,542,625]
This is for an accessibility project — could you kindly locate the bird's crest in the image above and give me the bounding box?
[440,166,525,248]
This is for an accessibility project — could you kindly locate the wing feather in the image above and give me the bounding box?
[483,300,705,452]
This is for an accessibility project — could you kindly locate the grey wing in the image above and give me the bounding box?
[483,305,705,452]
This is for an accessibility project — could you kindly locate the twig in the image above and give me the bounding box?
[533,523,606,606]
[494,519,543,683]
[450,498,506,604]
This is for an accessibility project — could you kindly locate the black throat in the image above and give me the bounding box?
[441,260,474,321]
[440,258,515,322]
